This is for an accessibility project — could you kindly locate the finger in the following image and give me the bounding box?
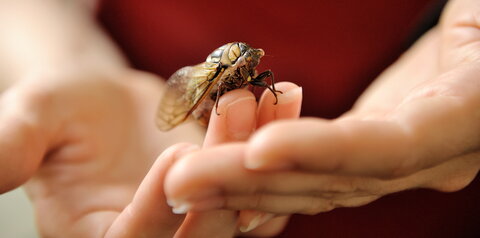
[203,89,256,146]
[246,69,480,179]
[0,82,55,193]
[223,194,379,215]
[237,210,283,235]
[238,210,275,233]
[165,144,382,210]
[174,211,237,238]
[238,211,289,236]
[440,0,480,69]
[168,147,381,215]
[351,28,440,113]
[235,85,296,233]
[186,89,257,238]
[244,118,413,178]
[241,216,289,237]
[256,82,302,128]
[105,143,199,238]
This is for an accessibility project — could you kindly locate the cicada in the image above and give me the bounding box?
[156,42,281,131]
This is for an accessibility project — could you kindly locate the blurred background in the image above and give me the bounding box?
[0,188,38,237]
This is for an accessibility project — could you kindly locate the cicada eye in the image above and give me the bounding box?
[228,43,242,63]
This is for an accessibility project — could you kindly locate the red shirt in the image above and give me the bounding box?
[98,0,480,237]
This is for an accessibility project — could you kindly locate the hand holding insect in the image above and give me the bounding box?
[163,0,480,219]
[156,42,281,131]
[163,82,303,236]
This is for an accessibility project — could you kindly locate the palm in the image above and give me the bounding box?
[5,70,203,237]
[346,25,479,190]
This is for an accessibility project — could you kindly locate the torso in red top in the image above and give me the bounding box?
[98,0,480,237]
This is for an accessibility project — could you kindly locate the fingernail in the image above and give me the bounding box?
[171,202,191,214]
[239,213,276,233]
[167,188,220,213]
[167,198,191,214]
[277,87,302,105]
[167,199,177,207]
[226,97,256,140]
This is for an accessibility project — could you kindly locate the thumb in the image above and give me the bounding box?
[440,0,480,69]
[0,81,55,193]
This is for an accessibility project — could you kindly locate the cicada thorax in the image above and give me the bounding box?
[205,42,264,97]
[206,42,251,66]
[191,63,252,126]
[189,43,259,123]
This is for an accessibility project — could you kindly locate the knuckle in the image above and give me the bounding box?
[3,81,55,120]
[247,193,265,210]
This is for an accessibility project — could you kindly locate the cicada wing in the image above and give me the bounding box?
[156,63,221,131]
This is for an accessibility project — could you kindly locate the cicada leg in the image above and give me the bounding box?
[250,70,283,104]
[209,62,229,116]
[214,82,225,115]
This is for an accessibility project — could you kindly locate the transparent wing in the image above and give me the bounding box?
[156,62,222,131]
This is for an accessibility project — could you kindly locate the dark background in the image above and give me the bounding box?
[98,1,479,237]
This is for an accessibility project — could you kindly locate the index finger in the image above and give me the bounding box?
[203,89,256,147]
[203,82,303,147]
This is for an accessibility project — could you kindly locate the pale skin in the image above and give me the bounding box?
[0,0,295,237]
[2,0,480,236]
[163,0,480,231]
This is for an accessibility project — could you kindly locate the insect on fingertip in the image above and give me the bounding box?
[156,42,277,130]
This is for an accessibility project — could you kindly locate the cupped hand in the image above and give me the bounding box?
[164,0,480,217]
[0,68,209,237]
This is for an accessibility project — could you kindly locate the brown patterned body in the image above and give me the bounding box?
[156,42,280,131]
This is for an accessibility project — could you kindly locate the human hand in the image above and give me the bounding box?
[163,0,480,218]
[165,82,303,236]
[0,1,240,236]
[0,68,218,237]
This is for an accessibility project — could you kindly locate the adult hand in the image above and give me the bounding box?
[164,0,480,218]
[0,68,215,237]
[0,1,243,237]
[166,82,302,236]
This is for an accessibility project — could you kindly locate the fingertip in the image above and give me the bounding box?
[258,81,302,106]
[0,105,46,193]
[276,82,303,105]
[204,89,257,146]
[257,82,303,128]
[240,214,290,237]
[238,211,275,233]
[214,89,256,115]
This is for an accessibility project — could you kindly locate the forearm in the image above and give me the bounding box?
[0,0,127,85]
